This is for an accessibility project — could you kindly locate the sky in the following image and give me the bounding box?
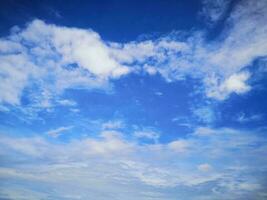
[0,0,267,199]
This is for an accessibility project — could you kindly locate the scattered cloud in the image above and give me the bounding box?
[172,116,192,127]
[236,113,262,123]
[1,0,267,110]
[1,1,267,199]
[46,126,73,138]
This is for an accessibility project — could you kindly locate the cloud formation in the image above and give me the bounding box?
[0,20,130,108]
[0,0,267,109]
[1,1,267,199]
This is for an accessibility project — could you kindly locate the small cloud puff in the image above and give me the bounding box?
[102,120,124,130]
[198,163,213,172]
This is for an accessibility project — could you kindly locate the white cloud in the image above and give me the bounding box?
[0,53,36,105]
[46,126,73,138]
[57,99,77,107]
[205,72,251,100]
[49,23,130,78]
[0,19,131,107]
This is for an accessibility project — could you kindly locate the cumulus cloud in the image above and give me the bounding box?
[20,20,130,78]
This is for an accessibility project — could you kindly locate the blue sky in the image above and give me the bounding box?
[0,0,267,199]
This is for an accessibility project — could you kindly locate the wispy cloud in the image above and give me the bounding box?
[200,0,231,26]
[46,126,73,138]
[57,99,77,107]
[236,113,262,123]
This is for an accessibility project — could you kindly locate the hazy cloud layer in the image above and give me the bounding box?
[1,127,267,200]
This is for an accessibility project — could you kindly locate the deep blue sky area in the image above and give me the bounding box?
[0,0,202,41]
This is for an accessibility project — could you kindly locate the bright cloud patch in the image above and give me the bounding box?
[205,71,251,100]
[0,20,130,107]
